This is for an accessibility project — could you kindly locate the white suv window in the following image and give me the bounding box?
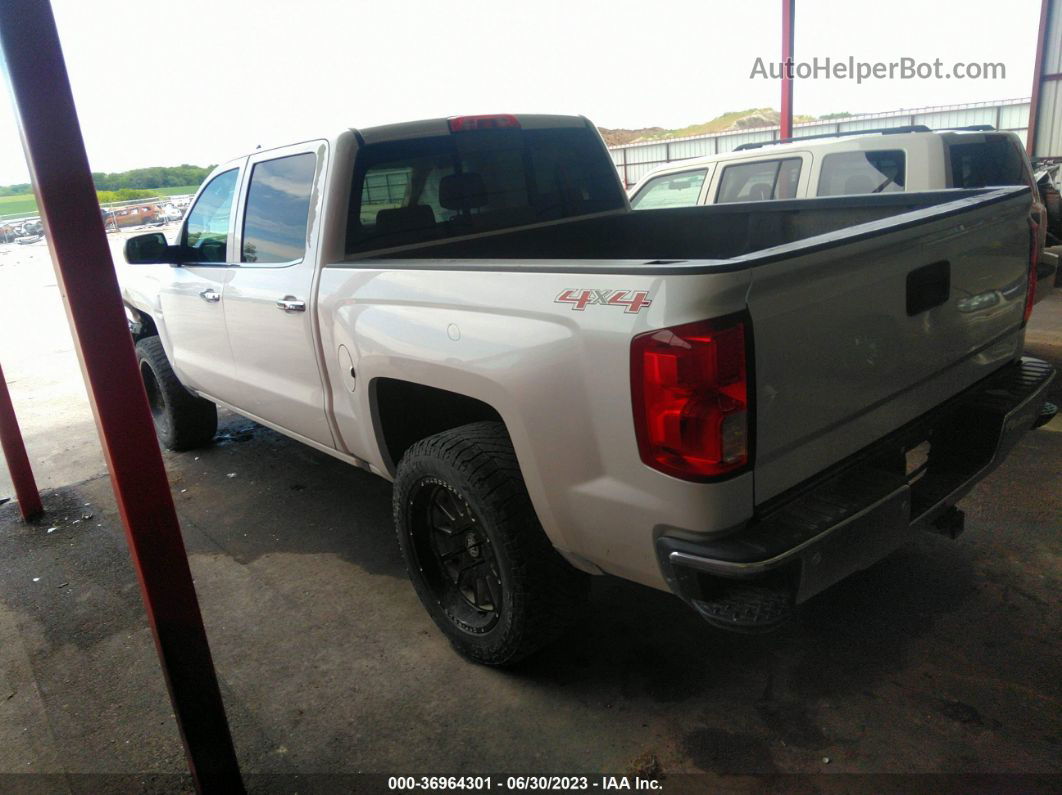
[947,139,1028,188]
[716,158,802,203]
[630,169,708,210]
[818,150,906,196]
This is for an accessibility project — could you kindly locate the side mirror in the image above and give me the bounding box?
[124,232,174,264]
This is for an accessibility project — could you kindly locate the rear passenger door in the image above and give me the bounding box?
[222,142,335,447]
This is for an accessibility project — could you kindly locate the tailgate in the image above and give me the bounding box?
[747,187,1033,504]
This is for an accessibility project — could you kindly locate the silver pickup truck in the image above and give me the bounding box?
[120,113,1056,665]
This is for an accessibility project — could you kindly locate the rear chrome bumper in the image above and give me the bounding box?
[658,357,1056,616]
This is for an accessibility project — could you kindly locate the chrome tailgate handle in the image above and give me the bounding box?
[276,295,306,312]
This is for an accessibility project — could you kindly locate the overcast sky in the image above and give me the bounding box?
[0,0,1044,185]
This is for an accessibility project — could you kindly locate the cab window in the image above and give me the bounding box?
[183,169,238,262]
[630,169,708,209]
[361,167,413,224]
[347,126,625,253]
[241,152,317,264]
[817,150,906,196]
[716,158,802,203]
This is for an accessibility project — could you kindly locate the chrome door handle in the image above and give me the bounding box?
[276,295,306,312]
[199,288,220,303]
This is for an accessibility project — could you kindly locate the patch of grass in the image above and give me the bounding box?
[0,193,39,219]
[0,184,200,220]
[155,185,199,197]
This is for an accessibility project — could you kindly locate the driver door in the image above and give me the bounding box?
[157,161,245,403]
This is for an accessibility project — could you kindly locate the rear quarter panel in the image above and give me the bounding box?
[316,262,754,588]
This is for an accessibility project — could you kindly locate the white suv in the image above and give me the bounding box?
[629,127,1038,207]
[628,127,1050,294]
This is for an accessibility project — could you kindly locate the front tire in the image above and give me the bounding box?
[135,336,217,451]
[393,422,589,665]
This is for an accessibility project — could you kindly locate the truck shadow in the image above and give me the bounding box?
[181,411,984,713]
[518,536,976,704]
[170,413,405,579]
[131,410,1051,776]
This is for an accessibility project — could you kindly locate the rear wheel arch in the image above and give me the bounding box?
[370,377,505,473]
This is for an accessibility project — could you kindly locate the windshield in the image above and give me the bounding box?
[346,127,626,253]
[630,169,709,209]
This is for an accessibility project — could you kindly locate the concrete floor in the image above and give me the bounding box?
[0,239,1060,791]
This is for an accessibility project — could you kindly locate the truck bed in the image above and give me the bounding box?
[349,188,1025,269]
[332,186,1034,506]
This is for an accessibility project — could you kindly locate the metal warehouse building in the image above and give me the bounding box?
[1029,0,1062,158]
[607,98,1033,188]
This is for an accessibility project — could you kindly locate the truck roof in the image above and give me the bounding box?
[353,113,592,144]
[233,114,595,159]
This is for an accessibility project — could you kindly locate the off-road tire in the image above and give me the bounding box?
[393,421,590,665]
[135,336,217,451]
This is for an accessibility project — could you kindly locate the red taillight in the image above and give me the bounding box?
[448,114,521,132]
[1024,215,1040,325]
[631,316,751,480]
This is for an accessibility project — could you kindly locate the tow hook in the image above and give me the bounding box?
[931,506,965,540]
[1033,401,1058,429]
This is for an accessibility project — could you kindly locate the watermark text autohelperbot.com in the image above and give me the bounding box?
[751,56,1006,83]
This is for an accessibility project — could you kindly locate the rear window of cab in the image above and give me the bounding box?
[346,127,626,254]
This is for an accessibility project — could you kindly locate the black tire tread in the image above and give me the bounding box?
[135,336,217,451]
[394,421,589,665]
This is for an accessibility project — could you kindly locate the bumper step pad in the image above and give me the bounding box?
[692,585,793,632]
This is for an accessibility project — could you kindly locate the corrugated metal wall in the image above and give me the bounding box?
[609,99,1032,187]
[1030,0,1062,158]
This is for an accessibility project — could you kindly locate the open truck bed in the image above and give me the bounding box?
[338,186,1039,499]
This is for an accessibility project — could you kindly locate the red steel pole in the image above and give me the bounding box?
[1026,0,1050,156]
[0,361,43,521]
[0,1,243,791]
[780,0,796,141]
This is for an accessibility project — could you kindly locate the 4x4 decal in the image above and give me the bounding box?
[555,289,652,314]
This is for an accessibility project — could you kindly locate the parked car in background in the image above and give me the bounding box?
[15,217,43,236]
[629,127,1053,300]
[104,203,160,228]
[119,114,1054,665]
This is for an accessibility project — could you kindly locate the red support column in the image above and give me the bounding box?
[780,0,796,141]
[1027,0,1050,156]
[0,361,43,521]
[0,1,243,791]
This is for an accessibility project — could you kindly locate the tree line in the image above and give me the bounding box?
[92,164,215,191]
[96,189,159,203]
[0,164,215,196]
